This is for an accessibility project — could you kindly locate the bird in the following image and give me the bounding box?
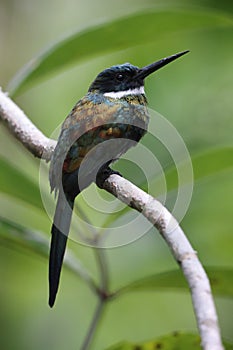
[48,50,189,307]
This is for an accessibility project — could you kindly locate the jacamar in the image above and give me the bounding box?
[49,50,189,307]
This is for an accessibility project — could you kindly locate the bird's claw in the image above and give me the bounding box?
[96,166,122,188]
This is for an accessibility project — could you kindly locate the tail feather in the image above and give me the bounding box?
[49,191,74,307]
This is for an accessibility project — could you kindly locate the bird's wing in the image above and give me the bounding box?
[49,94,149,192]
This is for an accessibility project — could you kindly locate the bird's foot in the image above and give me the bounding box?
[96,166,122,189]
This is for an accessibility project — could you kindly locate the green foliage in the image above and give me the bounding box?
[165,147,233,190]
[1,0,233,349]
[9,10,232,96]
[0,158,43,210]
[117,268,233,298]
[1,215,233,298]
[0,216,95,284]
[105,332,233,350]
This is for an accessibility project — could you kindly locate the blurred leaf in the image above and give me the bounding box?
[165,147,233,190]
[101,146,233,228]
[0,215,49,256]
[0,157,43,209]
[192,147,233,180]
[149,146,233,194]
[0,216,96,287]
[105,332,233,349]
[9,10,233,96]
[194,0,233,14]
[116,267,233,298]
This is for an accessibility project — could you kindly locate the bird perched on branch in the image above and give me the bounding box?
[49,50,189,307]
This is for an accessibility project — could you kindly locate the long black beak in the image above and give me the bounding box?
[136,50,189,80]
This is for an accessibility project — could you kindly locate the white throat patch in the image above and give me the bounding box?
[104,86,145,99]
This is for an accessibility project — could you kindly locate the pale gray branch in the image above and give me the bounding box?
[102,175,224,350]
[0,88,224,350]
[0,88,55,160]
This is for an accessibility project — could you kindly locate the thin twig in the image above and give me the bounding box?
[80,247,109,350]
[94,247,109,297]
[64,250,99,295]
[80,298,105,350]
[72,204,110,349]
[0,89,224,350]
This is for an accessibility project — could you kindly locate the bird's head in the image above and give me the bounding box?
[88,50,189,98]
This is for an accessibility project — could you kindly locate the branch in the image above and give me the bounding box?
[0,88,55,160]
[0,88,224,350]
[102,175,224,350]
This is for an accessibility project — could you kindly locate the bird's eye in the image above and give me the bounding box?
[116,73,124,81]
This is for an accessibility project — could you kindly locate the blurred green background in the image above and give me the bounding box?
[0,0,233,349]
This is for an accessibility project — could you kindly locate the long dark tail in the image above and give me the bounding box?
[49,191,75,307]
